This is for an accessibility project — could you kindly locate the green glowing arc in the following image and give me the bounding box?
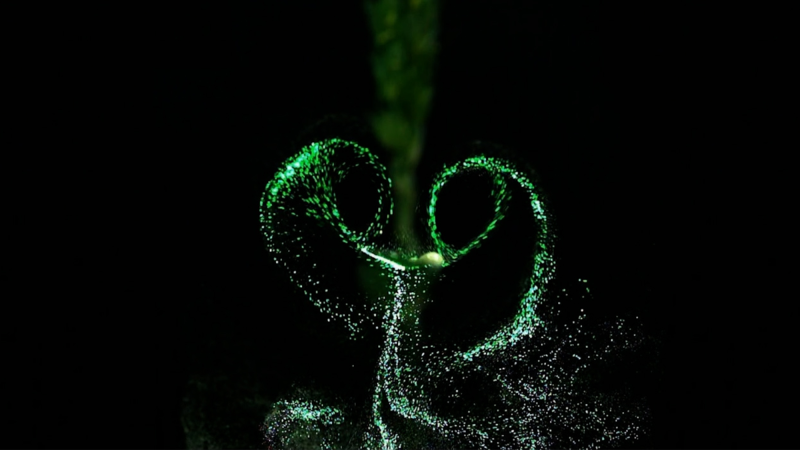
[260,139,393,250]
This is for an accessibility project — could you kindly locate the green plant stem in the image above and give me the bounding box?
[366,0,439,249]
[389,132,423,249]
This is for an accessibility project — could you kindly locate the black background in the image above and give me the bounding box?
[6,1,793,448]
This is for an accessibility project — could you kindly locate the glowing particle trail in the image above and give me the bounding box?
[259,139,649,449]
[360,247,406,271]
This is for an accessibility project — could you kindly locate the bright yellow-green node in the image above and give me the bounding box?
[414,251,443,267]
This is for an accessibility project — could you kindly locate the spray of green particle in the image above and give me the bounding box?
[260,140,648,449]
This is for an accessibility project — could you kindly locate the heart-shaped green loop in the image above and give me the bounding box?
[259,139,648,450]
[260,139,554,344]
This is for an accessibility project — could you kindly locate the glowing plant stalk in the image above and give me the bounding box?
[366,0,439,245]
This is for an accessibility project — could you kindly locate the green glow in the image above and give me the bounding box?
[262,399,349,450]
[260,139,648,449]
